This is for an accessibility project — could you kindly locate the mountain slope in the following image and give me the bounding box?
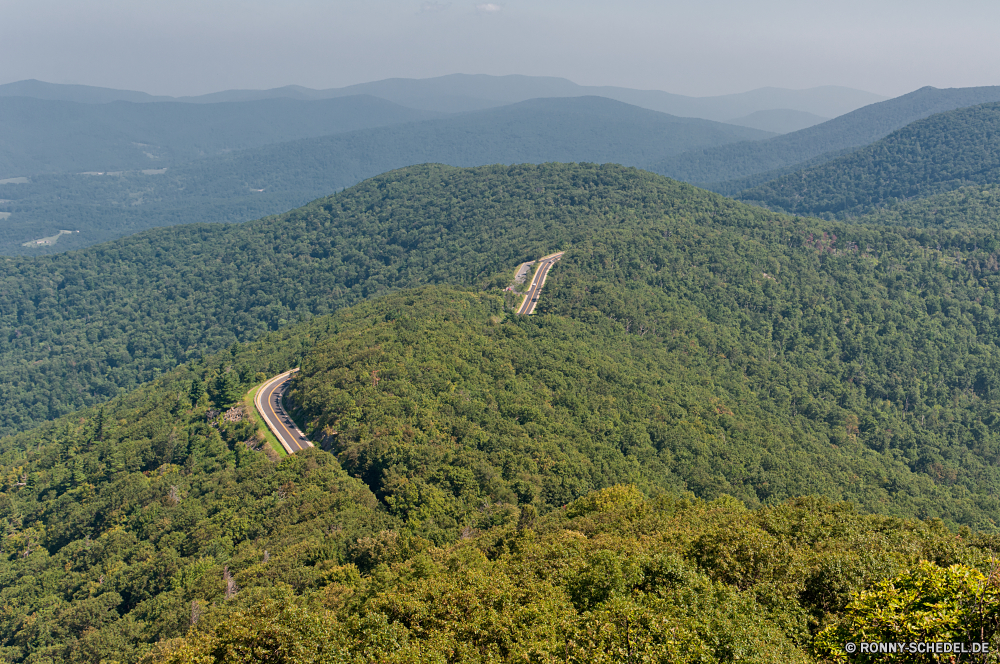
[0,95,441,177]
[649,85,1000,186]
[738,102,1000,217]
[0,97,771,253]
[854,183,1000,230]
[0,163,705,431]
[3,162,1000,533]
[6,162,1000,660]
[2,282,1000,661]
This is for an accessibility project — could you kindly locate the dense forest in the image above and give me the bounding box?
[6,163,1000,660]
[649,85,1000,186]
[4,162,1000,470]
[739,102,1000,217]
[0,163,732,432]
[0,97,768,254]
[856,183,1000,230]
[2,284,1000,662]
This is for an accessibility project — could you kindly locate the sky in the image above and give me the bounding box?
[2,0,999,98]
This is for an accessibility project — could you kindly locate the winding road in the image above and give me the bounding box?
[257,252,564,449]
[254,369,314,454]
[517,251,565,315]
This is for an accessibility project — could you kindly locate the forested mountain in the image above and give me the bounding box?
[2,283,1000,661]
[4,162,1000,660]
[0,95,441,177]
[855,183,1000,230]
[649,85,1000,187]
[1,75,885,120]
[738,102,1000,217]
[0,161,999,525]
[0,97,771,254]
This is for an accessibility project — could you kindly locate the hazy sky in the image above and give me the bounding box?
[2,0,998,98]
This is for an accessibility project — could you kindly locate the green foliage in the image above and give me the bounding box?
[2,279,1000,660]
[281,282,1000,535]
[813,560,1000,662]
[0,318,397,663]
[5,162,1000,660]
[211,370,242,408]
[740,102,1000,217]
[1,162,698,433]
[856,183,1000,230]
[4,163,1000,529]
[148,490,1000,664]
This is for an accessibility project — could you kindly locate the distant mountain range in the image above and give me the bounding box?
[7,74,1000,255]
[0,95,441,177]
[0,74,884,127]
[650,85,1000,188]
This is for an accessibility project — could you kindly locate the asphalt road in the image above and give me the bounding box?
[517,251,565,315]
[254,369,314,454]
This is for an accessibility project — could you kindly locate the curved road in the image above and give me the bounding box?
[517,251,565,315]
[254,369,314,454]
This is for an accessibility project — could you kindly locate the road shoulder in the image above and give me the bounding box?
[245,382,288,457]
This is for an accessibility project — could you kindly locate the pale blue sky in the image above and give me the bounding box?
[2,0,998,97]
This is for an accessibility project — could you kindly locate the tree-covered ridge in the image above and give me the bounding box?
[0,319,399,663]
[3,279,1000,661]
[854,183,1000,230]
[3,319,1000,664]
[739,102,1000,217]
[648,85,1000,187]
[0,163,714,434]
[6,158,1000,505]
[546,216,1000,528]
[0,96,769,254]
[286,284,1000,531]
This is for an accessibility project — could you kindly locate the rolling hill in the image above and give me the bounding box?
[649,85,1000,187]
[854,183,1000,230]
[1,257,1000,661]
[738,102,1000,217]
[3,162,1000,660]
[0,96,772,254]
[0,163,999,525]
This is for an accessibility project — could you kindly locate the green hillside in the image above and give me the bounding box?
[649,85,1000,187]
[0,163,708,432]
[6,162,1000,660]
[0,97,771,254]
[855,183,1000,230]
[739,103,1000,217]
[5,155,1000,498]
[2,284,1000,662]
